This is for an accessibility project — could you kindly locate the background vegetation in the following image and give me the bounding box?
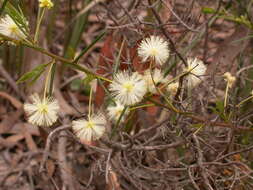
[1,0,253,189]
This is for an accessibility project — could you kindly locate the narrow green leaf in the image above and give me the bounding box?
[3,1,29,34]
[48,62,56,96]
[73,31,106,63]
[201,7,216,14]
[64,0,91,59]
[216,100,225,113]
[17,63,48,83]
[83,74,96,84]
[0,0,8,16]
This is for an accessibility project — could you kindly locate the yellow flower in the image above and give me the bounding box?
[72,113,106,142]
[138,36,169,65]
[143,68,165,94]
[185,58,206,88]
[107,101,129,123]
[39,0,54,9]
[0,15,27,41]
[109,71,147,105]
[24,93,59,127]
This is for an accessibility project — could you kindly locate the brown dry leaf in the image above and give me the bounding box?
[4,134,24,144]
[80,139,97,146]
[24,27,49,95]
[223,169,233,176]
[10,123,40,136]
[208,26,250,75]
[54,88,77,116]
[46,159,56,178]
[160,0,172,21]
[0,109,23,134]
[232,154,242,162]
[20,123,38,151]
[0,122,39,150]
[106,170,121,190]
[95,34,114,106]
[0,91,23,109]
[0,137,17,148]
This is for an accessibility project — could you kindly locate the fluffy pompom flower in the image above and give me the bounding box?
[107,101,129,123]
[109,71,147,106]
[167,82,179,96]
[0,15,26,41]
[223,72,236,88]
[39,0,54,9]
[72,113,106,142]
[138,35,169,65]
[143,68,165,94]
[24,94,59,127]
[185,58,206,88]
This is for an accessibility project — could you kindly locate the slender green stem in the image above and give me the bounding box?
[88,86,93,120]
[64,62,113,83]
[193,124,204,135]
[160,67,195,90]
[110,106,128,139]
[129,103,155,111]
[0,34,112,83]
[149,65,182,114]
[34,7,46,43]
[114,38,125,74]
[43,60,55,99]
[146,97,187,114]
[22,42,112,82]
[73,31,106,63]
[236,95,253,107]
[224,82,229,108]
[22,41,72,63]
[48,62,56,96]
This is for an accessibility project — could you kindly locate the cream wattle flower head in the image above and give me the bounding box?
[24,93,59,127]
[143,68,165,94]
[109,71,147,106]
[167,82,179,96]
[72,113,106,142]
[223,72,236,88]
[0,15,26,41]
[138,35,169,65]
[185,58,206,88]
[107,101,129,123]
[39,0,54,9]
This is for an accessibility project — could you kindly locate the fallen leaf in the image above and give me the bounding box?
[106,170,121,190]
[0,109,23,134]
[0,92,23,109]
[46,159,56,178]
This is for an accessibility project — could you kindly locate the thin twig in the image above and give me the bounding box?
[40,125,72,172]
